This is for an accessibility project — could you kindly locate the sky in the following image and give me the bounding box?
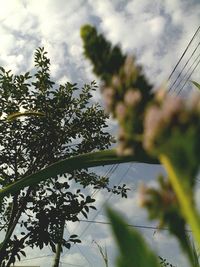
[0,0,200,267]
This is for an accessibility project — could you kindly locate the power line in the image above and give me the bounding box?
[60,260,84,266]
[78,219,192,233]
[79,163,132,239]
[177,54,200,95]
[168,41,200,92]
[72,164,119,237]
[62,163,121,265]
[167,25,200,82]
[91,164,119,198]
[73,164,120,236]
[64,225,92,267]
[171,51,200,94]
[20,254,53,261]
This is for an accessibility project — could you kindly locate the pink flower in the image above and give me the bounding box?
[102,87,115,110]
[155,88,167,102]
[112,75,121,88]
[124,89,142,106]
[123,56,135,78]
[143,106,163,151]
[115,102,127,120]
[187,92,200,111]
[161,95,183,123]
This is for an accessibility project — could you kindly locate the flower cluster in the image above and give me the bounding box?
[102,56,153,156]
[139,175,187,241]
[143,90,200,181]
[81,25,200,265]
[139,176,178,221]
[103,61,200,178]
[144,90,200,152]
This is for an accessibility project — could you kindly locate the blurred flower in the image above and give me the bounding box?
[124,89,142,107]
[161,95,183,124]
[123,56,137,80]
[118,127,126,142]
[138,183,150,207]
[186,91,200,111]
[115,102,126,121]
[102,87,115,111]
[111,75,121,88]
[155,87,167,103]
[143,105,163,151]
[116,143,134,156]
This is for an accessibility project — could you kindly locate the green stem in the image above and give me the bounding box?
[160,154,200,247]
[0,148,158,199]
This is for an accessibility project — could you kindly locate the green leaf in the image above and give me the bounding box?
[0,149,158,199]
[191,81,200,90]
[107,208,160,267]
[160,154,200,248]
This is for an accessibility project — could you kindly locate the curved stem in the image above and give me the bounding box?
[0,149,158,199]
[160,154,200,247]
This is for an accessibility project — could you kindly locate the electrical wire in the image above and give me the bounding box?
[78,163,132,239]
[61,163,121,267]
[91,164,118,198]
[168,41,200,92]
[72,163,120,236]
[78,219,191,232]
[60,261,85,267]
[171,51,200,94]
[20,254,53,261]
[20,254,84,267]
[62,164,132,267]
[167,25,200,82]
[63,225,92,267]
[91,164,119,198]
[176,54,200,95]
[71,164,119,237]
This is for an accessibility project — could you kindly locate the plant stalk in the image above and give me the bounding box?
[160,154,200,247]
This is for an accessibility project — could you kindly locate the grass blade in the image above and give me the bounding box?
[0,149,158,199]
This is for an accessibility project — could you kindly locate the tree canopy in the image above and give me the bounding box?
[0,47,128,266]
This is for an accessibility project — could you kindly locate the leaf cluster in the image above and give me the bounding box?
[0,47,126,264]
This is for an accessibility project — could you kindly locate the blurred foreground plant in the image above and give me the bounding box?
[81,24,200,267]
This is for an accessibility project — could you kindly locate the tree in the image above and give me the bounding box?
[0,47,128,266]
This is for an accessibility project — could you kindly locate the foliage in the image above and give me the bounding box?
[159,256,176,267]
[107,208,160,267]
[0,47,129,265]
[192,81,200,90]
[81,24,200,267]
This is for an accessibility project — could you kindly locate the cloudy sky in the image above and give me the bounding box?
[0,0,200,266]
